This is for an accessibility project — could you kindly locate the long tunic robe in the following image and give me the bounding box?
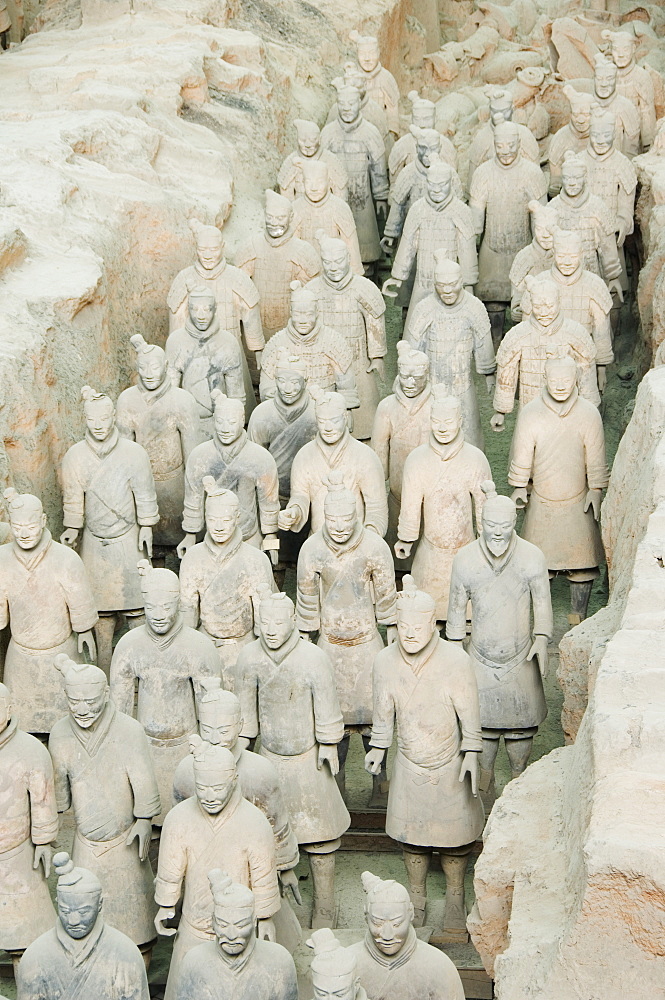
[292,191,363,275]
[17,918,150,1000]
[349,928,465,1000]
[235,227,321,340]
[288,432,388,537]
[116,379,203,547]
[182,431,279,545]
[470,156,548,303]
[305,271,386,439]
[0,531,97,733]
[49,703,161,945]
[398,434,490,619]
[509,390,610,571]
[582,145,637,292]
[493,313,599,414]
[259,320,359,413]
[406,290,495,449]
[466,120,540,189]
[509,240,553,322]
[360,63,400,136]
[164,318,246,430]
[616,61,656,150]
[383,158,464,242]
[296,523,397,726]
[326,94,390,149]
[447,535,552,730]
[179,530,275,687]
[278,147,348,201]
[110,619,220,824]
[388,130,458,186]
[235,630,350,846]
[174,936,298,1000]
[156,786,279,1000]
[320,117,389,263]
[369,633,484,847]
[0,718,57,952]
[549,189,622,282]
[61,430,159,612]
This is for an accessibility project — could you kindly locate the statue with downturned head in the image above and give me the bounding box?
[172,872,298,1000]
[49,655,160,954]
[16,852,149,1000]
[278,119,348,202]
[0,487,97,733]
[117,334,203,548]
[307,928,367,1000]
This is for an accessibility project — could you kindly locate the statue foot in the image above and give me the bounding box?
[430,891,469,945]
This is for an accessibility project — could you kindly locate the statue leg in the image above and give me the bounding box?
[335,734,350,802]
[125,608,146,630]
[7,950,23,974]
[402,845,430,927]
[480,731,500,811]
[504,735,535,780]
[94,612,118,675]
[305,840,340,930]
[485,302,506,351]
[569,578,594,625]
[363,734,388,809]
[433,844,474,945]
[139,939,155,973]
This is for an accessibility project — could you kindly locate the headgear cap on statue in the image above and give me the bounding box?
[562,150,587,173]
[590,104,616,129]
[290,279,318,309]
[481,479,516,521]
[294,118,320,142]
[4,487,43,518]
[396,340,429,371]
[190,738,237,775]
[257,587,295,618]
[524,272,559,302]
[361,870,411,906]
[552,226,582,253]
[396,575,436,614]
[408,90,436,115]
[562,85,595,114]
[528,200,557,227]
[209,869,255,910]
[202,475,239,512]
[274,347,308,377]
[433,249,461,282]
[307,928,358,979]
[211,389,244,421]
[265,188,292,216]
[130,334,165,361]
[310,384,347,415]
[54,654,106,688]
[189,218,223,245]
[426,160,453,185]
[324,470,356,512]
[54,852,102,895]
[137,559,180,595]
[409,125,441,147]
[316,229,347,258]
[81,386,113,410]
[493,120,520,142]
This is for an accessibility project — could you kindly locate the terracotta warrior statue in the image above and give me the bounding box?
[165,286,246,430]
[156,741,280,1000]
[16,852,149,1000]
[326,64,390,150]
[60,386,159,672]
[179,391,279,563]
[349,31,400,140]
[235,591,350,929]
[259,281,359,415]
[167,220,264,407]
[280,388,388,538]
[511,67,550,164]
[587,52,640,158]
[278,118,349,202]
[406,252,495,450]
[235,189,321,341]
[0,682,57,971]
[117,334,203,549]
[172,872,298,1000]
[384,161,478,332]
[110,561,220,825]
[0,488,97,734]
[396,390,490,622]
[307,928,367,1000]
[365,576,484,943]
[371,342,432,569]
[292,159,363,275]
[509,200,557,323]
[320,85,389,272]
[509,356,610,624]
[548,87,595,196]
[389,90,457,184]
[447,482,553,802]
[603,28,656,151]
[349,871,465,1000]
[467,87,539,188]
[492,273,599,431]
[179,479,275,687]
[307,231,386,440]
[296,472,397,804]
[470,121,547,346]
[49,656,161,955]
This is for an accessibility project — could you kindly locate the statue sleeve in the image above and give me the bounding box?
[451,649,483,753]
[370,400,391,480]
[397,453,424,542]
[360,449,389,537]
[363,302,387,360]
[154,812,187,908]
[572,332,600,408]
[471,302,496,375]
[446,555,471,642]
[584,407,610,491]
[338,202,364,275]
[369,656,394,749]
[247,819,280,919]
[508,410,537,489]
[181,451,206,535]
[457,222,480,288]
[285,450,312,532]
[256,452,280,536]
[109,643,138,718]
[295,544,321,633]
[596,217,622,283]
[261,770,299,871]
[371,541,398,626]
[471,455,491,534]
[235,649,259,740]
[391,206,419,282]
[61,447,86,530]
[130,448,160,527]
[311,654,344,745]
[468,168,488,235]
[493,329,523,415]
[61,551,98,634]
[178,555,201,630]
[236,276,265,353]
[28,744,58,845]
[529,546,553,639]
[588,294,614,367]
[127,725,161,820]
[47,732,72,814]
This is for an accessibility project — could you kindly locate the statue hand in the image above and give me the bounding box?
[375,200,388,221]
[597,366,607,394]
[584,488,603,521]
[155,907,177,937]
[511,487,529,510]
[257,918,276,942]
[138,526,153,560]
[608,278,624,303]
[126,818,153,861]
[77,630,97,663]
[485,374,496,396]
[394,540,412,560]
[386,624,398,645]
[317,743,339,777]
[279,868,303,906]
[382,277,401,299]
[528,634,549,679]
[490,412,504,432]
[459,751,479,797]
[60,528,80,547]
[177,533,197,560]
[262,533,279,566]
[277,506,299,531]
[380,235,395,254]
[367,358,385,382]
[617,222,629,247]
[364,747,385,775]
[34,844,52,878]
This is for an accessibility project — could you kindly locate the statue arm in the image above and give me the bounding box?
[584,409,610,492]
[311,658,345,746]
[178,560,201,630]
[154,819,187,910]
[61,450,86,530]
[370,403,391,481]
[456,222,480,288]
[181,454,205,535]
[109,646,138,717]
[127,729,162,822]
[361,452,389,537]
[130,451,160,527]
[256,455,280,537]
[28,748,58,846]
[396,455,423,543]
[492,334,521,415]
[391,210,419,281]
[451,651,483,753]
[446,559,470,641]
[295,553,321,634]
[530,549,554,642]
[372,546,398,627]
[508,413,536,490]
[47,736,72,814]
[234,652,260,740]
[589,296,614,367]
[368,660,394,750]
[247,826,280,920]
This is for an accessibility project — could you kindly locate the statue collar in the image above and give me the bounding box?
[559,187,590,210]
[56,915,105,968]
[195,258,227,281]
[322,519,364,556]
[425,191,453,212]
[12,528,52,571]
[259,625,300,664]
[85,427,119,460]
[322,268,354,291]
[363,925,418,970]
[138,371,172,403]
[398,631,439,676]
[204,527,244,563]
[315,429,350,467]
[286,317,323,346]
[586,145,614,163]
[542,386,579,417]
[69,701,116,757]
[0,715,18,752]
[337,114,363,133]
[146,613,185,651]
[273,389,311,425]
[363,62,382,81]
[214,429,247,465]
[552,264,583,287]
[429,430,464,462]
[479,533,517,572]
[184,314,221,345]
[529,311,564,337]
[200,782,243,829]
[264,224,296,250]
[395,381,431,414]
[216,932,256,973]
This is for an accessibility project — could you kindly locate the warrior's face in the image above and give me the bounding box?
[570,106,591,136]
[553,239,582,276]
[412,106,435,130]
[590,119,615,156]
[144,589,180,635]
[338,91,361,124]
[431,400,461,444]
[195,768,237,815]
[276,371,306,405]
[58,890,101,939]
[199,707,242,748]
[495,133,520,166]
[85,401,115,443]
[66,680,108,729]
[10,509,46,550]
[533,220,554,251]
[594,63,617,100]
[316,405,347,445]
[297,128,320,158]
[259,603,295,650]
[530,286,559,328]
[188,295,216,332]
[214,404,244,446]
[482,510,516,558]
[427,173,452,205]
[303,169,329,204]
[214,903,256,956]
[206,503,239,545]
[324,502,357,545]
[546,361,577,402]
[321,247,350,283]
[434,272,462,305]
[366,900,412,956]
[291,300,318,336]
[611,37,634,70]
[266,207,291,239]
[398,361,429,398]
[356,42,379,73]
[397,608,436,654]
[313,973,359,1000]
[561,165,586,198]
[416,137,440,168]
[196,236,224,271]
[138,350,167,391]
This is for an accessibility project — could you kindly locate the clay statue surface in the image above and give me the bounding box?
[173,871,298,1000]
[49,656,160,948]
[235,189,321,341]
[165,286,246,431]
[179,392,279,563]
[320,85,389,267]
[16,852,149,1000]
[365,577,484,942]
[511,67,550,164]
[0,488,97,734]
[396,391,490,620]
[350,32,400,139]
[259,281,359,413]
[326,64,391,149]
[279,388,388,537]
[584,53,641,158]
[110,561,220,824]
[447,482,552,798]
[155,741,279,1000]
[117,335,203,548]
[548,87,594,196]
[492,273,599,430]
[509,200,556,322]
[603,28,656,151]
[235,592,350,928]
[371,342,432,567]
[406,253,495,449]
[466,88,539,188]
[307,232,386,440]
[179,479,275,687]
[60,387,159,671]
[292,159,363,275]
[307,928,368,1000]
[509,356,610,624]
[278,119,349,202]
[388,91,457,184]
[348,871,465,1000]
[0,682,57,964]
